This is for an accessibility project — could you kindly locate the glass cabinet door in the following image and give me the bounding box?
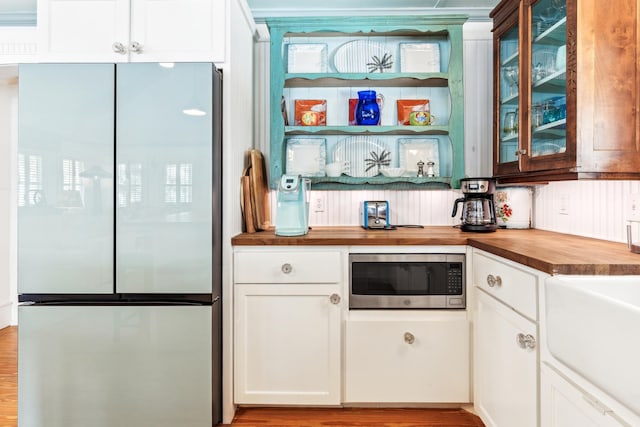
[497,24,520,165]
[529,0,567,158]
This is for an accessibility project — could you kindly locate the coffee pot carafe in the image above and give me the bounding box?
[451,178,498,232]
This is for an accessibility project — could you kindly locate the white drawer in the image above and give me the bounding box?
[473,250,538,320]
[345,316,470,403]
[234,250,342,283]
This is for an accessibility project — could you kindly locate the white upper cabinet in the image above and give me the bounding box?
[37,0,225,62]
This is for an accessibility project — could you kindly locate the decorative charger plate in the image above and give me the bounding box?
[532,142,565,156]
[332,136,390,178]
[398,138,440,176]
[286,138,327,176]
[333,40,394,73]
[287,43,328,73]
[400,43,440,73]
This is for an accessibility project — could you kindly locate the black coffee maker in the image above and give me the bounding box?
[451,177,498,232]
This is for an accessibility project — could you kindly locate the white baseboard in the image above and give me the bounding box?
[0,301,13,329]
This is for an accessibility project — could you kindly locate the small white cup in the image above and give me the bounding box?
[325,161,349,177]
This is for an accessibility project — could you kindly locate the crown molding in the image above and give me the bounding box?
[250,7,493,22]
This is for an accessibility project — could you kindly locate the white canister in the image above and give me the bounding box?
[495,186,533,229]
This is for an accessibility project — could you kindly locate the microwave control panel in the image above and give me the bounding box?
[447,263,464,295]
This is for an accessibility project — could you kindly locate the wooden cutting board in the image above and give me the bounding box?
[240,175,256,233]
[249,150,271,230]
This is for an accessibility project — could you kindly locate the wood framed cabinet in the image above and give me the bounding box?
[491,0,640,183]
[37,0,225,62]
[472,249,548,427]
[233,249,344,405]
[266,16,467,190]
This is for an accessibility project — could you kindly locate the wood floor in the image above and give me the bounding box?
[0,326,17,427]
[0,326,484,427]
[226,407,485,426]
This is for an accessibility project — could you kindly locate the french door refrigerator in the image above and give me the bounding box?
[17,63,222,427]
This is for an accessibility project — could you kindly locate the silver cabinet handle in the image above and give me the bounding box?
[329,293,341,305]
[281,263,292,274]
[487,274,502,287]
[404,332,415,344]
[515,149,527,156]
[112,42,127,54]
[130,41,143,53]
[516,333,536,349]
[582,393,614,415]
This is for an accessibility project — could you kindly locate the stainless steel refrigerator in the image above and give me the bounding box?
[17,63,222,427]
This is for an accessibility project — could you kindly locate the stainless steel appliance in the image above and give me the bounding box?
[451,177,498,232]
[17,63,222,426]
[360,200,389,229]
[349,254,465,309]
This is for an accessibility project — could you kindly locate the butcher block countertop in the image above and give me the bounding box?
[231,226,640,275]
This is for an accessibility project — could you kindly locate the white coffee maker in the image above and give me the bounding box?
[275,175,311,236]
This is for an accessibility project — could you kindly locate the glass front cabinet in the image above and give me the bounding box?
[492,0,640,183]
[266,16,467,190]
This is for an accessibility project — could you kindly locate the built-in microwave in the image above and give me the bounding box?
[349,253,466,309]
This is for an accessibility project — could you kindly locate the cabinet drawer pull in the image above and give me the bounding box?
[281,263,292,274]
[582,393,613,415]
[112,42,127,54]
[404,332,415,344]
[130,41,143,53]
[329,293,341,305]
[516,333,536,349]
[487,274,502,287]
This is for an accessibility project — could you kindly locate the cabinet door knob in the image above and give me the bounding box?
[281,263,292,274]
[112,42,127,54]
[515,149,527,156]
[404,332,415,344]
[487,274,502,287]
[130,41,143,53]
[329,293,341,305]
[516,333,536,349]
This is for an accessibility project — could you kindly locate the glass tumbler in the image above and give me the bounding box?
[503,111,517,136]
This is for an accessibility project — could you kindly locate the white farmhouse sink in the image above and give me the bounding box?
[545,275,640,416]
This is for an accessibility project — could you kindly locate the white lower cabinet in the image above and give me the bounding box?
[473,249,546,427]
[475,289,537,427]
[541,363,629,427]
[233,249,343,405]
[344,312,470,403]
[234,283,342,405]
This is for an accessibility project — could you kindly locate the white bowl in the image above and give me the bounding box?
[380,167,405,177]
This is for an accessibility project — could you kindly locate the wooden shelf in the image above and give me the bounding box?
[268,16,467,190]
[284,74,449,88]
[284,125,449,136]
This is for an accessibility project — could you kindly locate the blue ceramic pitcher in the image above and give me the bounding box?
[355,90,381,125]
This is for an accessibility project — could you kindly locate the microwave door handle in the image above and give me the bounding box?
[426,270,430,292]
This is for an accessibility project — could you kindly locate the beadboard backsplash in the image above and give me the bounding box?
[534,180,640,244]
[270,188,463,227]
[268,180,639,245]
